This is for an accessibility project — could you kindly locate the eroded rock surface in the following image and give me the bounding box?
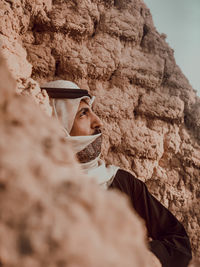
[0,0,199,260]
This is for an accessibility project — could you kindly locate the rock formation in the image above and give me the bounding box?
[0,0,199,262]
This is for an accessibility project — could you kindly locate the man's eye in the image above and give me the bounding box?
[80,109,88,117]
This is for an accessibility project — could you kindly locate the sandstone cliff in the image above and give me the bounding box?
[0,0,199,262]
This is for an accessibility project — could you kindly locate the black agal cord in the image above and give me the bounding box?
[41,87,91,99]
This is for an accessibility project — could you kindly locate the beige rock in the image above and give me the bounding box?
[137,91,184,123]
[189,259,200,267]
[0,34,32,80]
[0,0,199,261]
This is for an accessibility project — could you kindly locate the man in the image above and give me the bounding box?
[41,80,192,267]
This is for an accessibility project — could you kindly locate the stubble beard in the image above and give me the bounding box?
[76,134,102,163]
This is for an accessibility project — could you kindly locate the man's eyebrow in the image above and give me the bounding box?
[77,107,90,114]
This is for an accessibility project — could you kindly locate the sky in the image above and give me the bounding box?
[144,0,200,96]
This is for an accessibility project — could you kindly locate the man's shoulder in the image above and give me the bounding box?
[113,169,144,186]
[109,169,145,197]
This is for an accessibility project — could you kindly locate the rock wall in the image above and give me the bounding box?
[0,52,161,266]
[0,0,200,261]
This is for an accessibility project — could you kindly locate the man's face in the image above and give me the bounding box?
[70,99,103,136]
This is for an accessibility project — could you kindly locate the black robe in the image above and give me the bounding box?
[109,169,192,267]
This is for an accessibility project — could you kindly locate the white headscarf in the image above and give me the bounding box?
[42,80,119,189]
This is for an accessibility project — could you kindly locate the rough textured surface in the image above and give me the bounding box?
[0,54,161,266]
[0,0,200,261]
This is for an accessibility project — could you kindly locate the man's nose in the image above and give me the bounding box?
[91,112,103,129]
